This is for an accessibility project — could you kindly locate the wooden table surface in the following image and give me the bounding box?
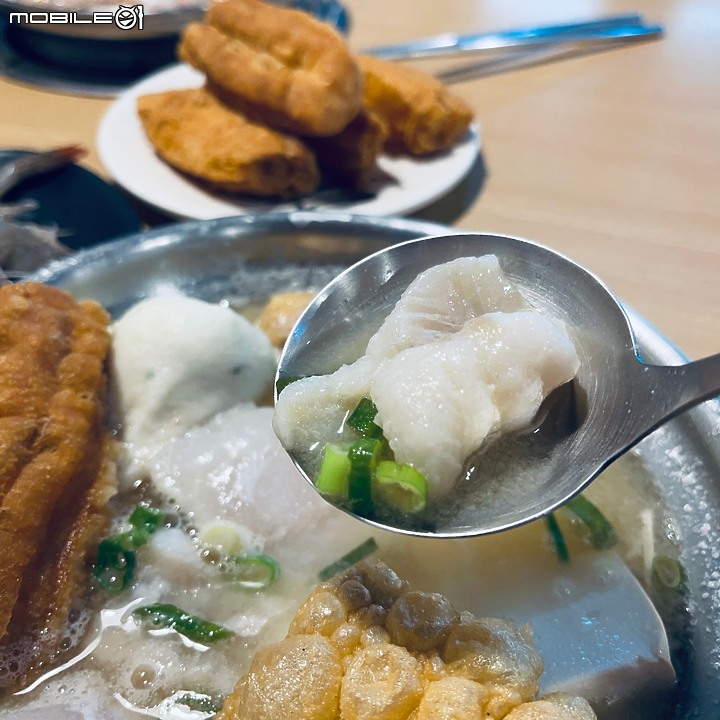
[0,0,717,359]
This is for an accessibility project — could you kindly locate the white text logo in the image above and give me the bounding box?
[9,5,144,30]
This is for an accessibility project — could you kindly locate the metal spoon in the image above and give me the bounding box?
[276,233,720,538]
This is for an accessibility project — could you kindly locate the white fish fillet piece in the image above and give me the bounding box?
[146,404,372,572]
[373,310,580,498]
[274,256,526,455]
[364,254,528,360]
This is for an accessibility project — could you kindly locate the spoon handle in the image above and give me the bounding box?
[631,352,720,433]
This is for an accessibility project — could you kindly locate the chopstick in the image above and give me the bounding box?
[435,36,656,84]
[364,13,663,62]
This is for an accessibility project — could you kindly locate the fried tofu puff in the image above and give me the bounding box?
[216,560,597,720]
[504,694,597,720]
[179,0,362,137]
[358,55,474,156]
[137,87,320,198]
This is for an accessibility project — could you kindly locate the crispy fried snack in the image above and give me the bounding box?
[137,87,320,198]
[307,109,389,189]
[217,559,596,720]
[178,0,362,137]
[358,55,474,156]
[0,283,115,690]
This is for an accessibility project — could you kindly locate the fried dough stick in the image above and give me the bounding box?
[358,55,474,156]
[307,109,389,189]
[179,0,362,137]
[138,87,320,198]
[0,283,115,690]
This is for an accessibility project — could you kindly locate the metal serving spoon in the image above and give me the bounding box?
[276,233,720,538]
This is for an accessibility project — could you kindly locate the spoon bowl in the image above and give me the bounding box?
[276,232,720,537]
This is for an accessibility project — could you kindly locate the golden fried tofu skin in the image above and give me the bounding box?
[358,55,474,156]
[137,87,320,199]
[178,0,362,137]
[0,283,115,690]
[216,559,597,720]
[307,109,389,189]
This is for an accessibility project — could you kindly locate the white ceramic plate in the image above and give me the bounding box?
[97,64,481,220]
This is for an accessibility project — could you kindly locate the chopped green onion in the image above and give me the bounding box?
[315,443,351,498]
[545,513,569,563]
[93,504,165,593]
[652,555,683,589]
[133,603,235,644]
[347,398,384,439]
[200,523,243,555]
[121,528,149,549]
[348,438,382,516]
[564,495,617,549]
[129,503,165,534]
[373,461,428,514]
[276,375,304,395]
[94,534,138,592]
[224,553,280,590]
[318,537,379,581]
